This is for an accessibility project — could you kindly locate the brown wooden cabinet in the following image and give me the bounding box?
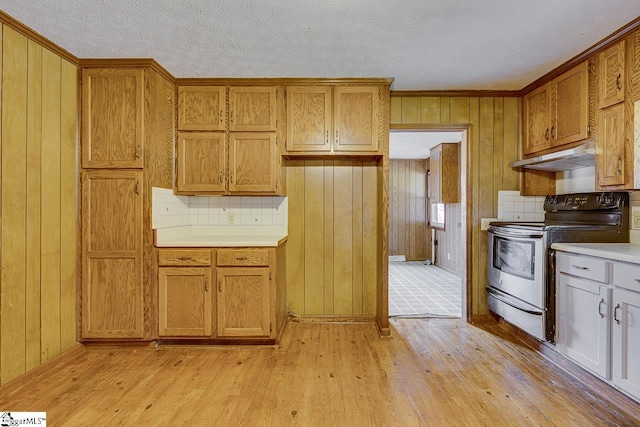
[600,40,625,109]
[82,68,144,168]
[429,143,459,203]
[158,249,213,337]
[176,132,226,193]
[286,85,379,153]
[155,245,287,341]
[80,65,175,341]
[216,249,273,338]
[229,86,277,132]
[596,102,626,187]
[522,61,589,156]
[81,170,144,339]
[178,86,226,131]
[229,132,278,193]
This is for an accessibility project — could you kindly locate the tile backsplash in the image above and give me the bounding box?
[152,187,288,229]
[497,190,545,221]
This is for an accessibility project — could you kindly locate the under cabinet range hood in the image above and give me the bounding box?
[510,141,595,172]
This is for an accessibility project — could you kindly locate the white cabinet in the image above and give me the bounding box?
[556,249,640,403]
[556,254,611,379]
[611,262,640,399]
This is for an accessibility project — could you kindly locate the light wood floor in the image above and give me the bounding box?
[1,319,639,426]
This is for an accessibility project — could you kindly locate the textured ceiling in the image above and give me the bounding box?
[0,1,639,90]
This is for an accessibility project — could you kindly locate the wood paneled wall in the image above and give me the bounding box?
[0,25,78,385]
[286,159,378,316]
[391,95,520,317]
[389,159,428,261]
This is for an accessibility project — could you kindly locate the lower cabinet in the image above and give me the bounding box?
[612,287,640,399]
[156,245,285,342]
[556,273,610,379]
[556,250,640,403]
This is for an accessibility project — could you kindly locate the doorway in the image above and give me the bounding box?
[388,130,466,318]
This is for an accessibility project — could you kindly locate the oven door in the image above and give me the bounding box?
[487,226,545,309]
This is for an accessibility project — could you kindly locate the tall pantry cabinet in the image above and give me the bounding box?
[80,64,174,340]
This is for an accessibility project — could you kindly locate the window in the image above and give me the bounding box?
[429,202,445,230]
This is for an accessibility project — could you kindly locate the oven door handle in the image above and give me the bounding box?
[488,227,544,239]
[486,287,543,316]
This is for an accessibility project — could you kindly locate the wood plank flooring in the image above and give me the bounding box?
[1,319,639,426]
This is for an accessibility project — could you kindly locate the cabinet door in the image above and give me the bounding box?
[286,86,332,151]
[228,132,278,193]
[176,132,226,193]
[597,103,625,187]
[429,145,442,203]
[158,267,212,337]
[600,40,625,109]
[612,289,640,400]
[557,274,610,379]
[523,84,551,155]
[178,86,226,131]
[229,86,277,131]
[81,170,143,339]
[552,61,589,147]
[82,68,144,168]
[217,267,271,337]
[333,86,379,152]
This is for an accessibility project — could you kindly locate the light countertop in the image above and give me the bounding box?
[551,243,640,264]
[155,225,287,247]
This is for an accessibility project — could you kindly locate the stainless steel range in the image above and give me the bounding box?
[487,192,629,342]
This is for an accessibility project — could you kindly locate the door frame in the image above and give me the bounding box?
[388,124,471,321]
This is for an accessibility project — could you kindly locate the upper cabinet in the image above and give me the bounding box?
[229,86,277,132]
[178,86,226,131]
[522,61,589,156]
[599,40,625,109]
[82,68,145,168]
[286,85,380,154]
[429,143,459,203]
[175,84,282,196]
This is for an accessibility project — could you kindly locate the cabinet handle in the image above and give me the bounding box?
[218,278,222,292]
[220,109,223,123]
[550,126,556,140]
[335,130,339,144]
[135,144,140,158]
[204,276,209,292]
[326,130,329,145]
[616,73,622,90]
[219,172,223,184]
[236,256,248,261]
[614,303,621,324]
[177,256,193,261]
[544,128,550,141]
[571,264,588,270]
[635,278,640,283]
[230,110,234,124]
[616,157,622,175]
[135,181,140,195]
[230,172,234,183]
[598,298,605,318]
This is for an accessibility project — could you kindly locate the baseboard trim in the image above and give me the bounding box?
[289,315,377,324]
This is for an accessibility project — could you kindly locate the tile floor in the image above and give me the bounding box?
[388,261,462,317]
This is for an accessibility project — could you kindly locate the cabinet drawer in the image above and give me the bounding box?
[217,249,269,266]
[556,253,609,283]
[158,249,212,266]
[613,262,640,292]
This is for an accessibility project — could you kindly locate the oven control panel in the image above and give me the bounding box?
[544,192,627,211]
